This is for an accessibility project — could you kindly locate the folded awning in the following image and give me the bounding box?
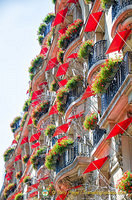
[59,27,67,34]
[58,79,68,87]
[27,118,33,125]
[67,53,78,59]
[31,89,43,101]
[21,137,28,145]
[12,139,17,145]
[45,57,58,71]
[83,156,109,174]
[68,111,84,120]
[56,62,69,77]
[39,81,48,86]
[29,191,38,198]
[84,11,103,32]
[49,104,58,115]
[40,47,48,55]
[30,132,41,142]
[81,85,95,100]
[53,123,70,137]
[53,7,68,27]
[67,0,78,4]
[106,29,131,54]
[15,154,21,162]
[31,142,40,149]
[106,117,132,140]
[56,192,68,200]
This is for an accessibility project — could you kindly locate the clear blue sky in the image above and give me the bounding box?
[0,0,54,189]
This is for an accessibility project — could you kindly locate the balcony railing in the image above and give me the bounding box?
[56,140,90,174]
[101,51,132,115]
[93,126,106,147]
[89,40,107,69]
[44,20,53,37]
[112,0,132,21]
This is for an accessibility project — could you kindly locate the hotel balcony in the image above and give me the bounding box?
[43,21,53,37]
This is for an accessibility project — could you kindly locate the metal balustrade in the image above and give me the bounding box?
[101,52,132,115]
[112,0,132,21]
[89,40,107,69]
[44,21,53,37]
[93,126,106,147]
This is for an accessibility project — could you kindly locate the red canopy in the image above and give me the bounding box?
[84,12,103,32]
[67,53,78,59]
[31,142,40,149]
[56,62,69,77]
[31,100,40,107]
[81,85,95,100]
[21,137,28,145]
[53,7,68,26]
[12,139,17,145]
[67,0,78,3]
[27,183,39,192]
[106,117,132,140]
[31,89,43,100]
[30,132,41,142]
[56,192,68,200]
[58,79,68,87]
[59,27,67,34]
[29,191,38,198]
[27,118,33,125]
[49,104,58,115]
[38,176,49,182]
[106,29,131,54]
[53,123,70,137]
[15,154,21,162]
[40,47,48,55]
[68,111,84,120]
[83,156,109,174]
[39,81,48,86]
[45,57,58,71]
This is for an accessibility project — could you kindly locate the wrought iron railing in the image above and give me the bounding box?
[56,140,90,174]
[89,40,107,69]
[93,126,106,147]
[101,52,132,115]
[112,0,132,21]
[44,20,53,37]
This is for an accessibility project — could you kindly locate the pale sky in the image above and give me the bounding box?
[0,0,54,190]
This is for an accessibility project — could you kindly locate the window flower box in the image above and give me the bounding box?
[31,147,46,170]
[23,176,32,186]
[4,183,16,199]
[50,80,59,92]
[78,40,94,59]
[22,155,30,164]
[56,87,69,115]
[83,113,98,131]
[45,124,56,138]
[15,193,23,200]
[10,116,21,133]
[16,171,22,179]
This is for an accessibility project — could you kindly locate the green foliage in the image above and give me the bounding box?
[50,80,59,92]
[83,113,98,131]
[4,183,16,198]
[66,75,83,90]
[84,0,91,4]
[10,116,21,133]
[20,112,28,127]
[29,55,44,74]
[38,23,46,35]
[3,147,15,162]
[23,99,30,112]
[101,0,110,9]
[56,87,69,114]
[78,40,94,59]
[45,124,56,137]
[52,0,56,4]
[38,35,44,45]
[116,171,132,194]
[43,13,55,24]
[15,193,23,200]
[16,171,22,179]
[31,147,46,169]
[22,155,30,164]
[16,134,20,142]
[23,176,31,185]
[57,49,64,63]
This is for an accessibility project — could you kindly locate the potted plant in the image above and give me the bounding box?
[3,147,15,162]
[78,40,94,59]
[23,176,32,186]
[66,75,83,90]
[20,112,28,127]
[16,171,22,179]
[56,87,69,115]
[31,147,46,170]
[31,101,50,126]
[43,13,55,24]
[38,23,47,35]
[57,49,64,64]
[38,35,44,45]
[50,80,59,92]
[46,182,56,196]
[91,57,122,94]
[116,171,132,196]
[15,193,23,200]
[45,124,56,138]
[10,116,21,133]
[22,155,30,164]
[101,0,115,9]
[4,183,16,198]
[83,113,98,131]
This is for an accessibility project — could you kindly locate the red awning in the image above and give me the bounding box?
[81,85,95,100]
[59,27,67,34]
[106,29,131,54]
[31,89,43,101]
[53,123,70,137]
[31,142,40,149]
[53,7,68,27]
[39,81,48,86]
[106,117,132,140]
[30,132,41,142]
[15,154,21,162]
[40,47,48,55]
[31,100,40,107]
[67,53,78,59]
[26,90,29,94]
[58,79,68,87]
[56,192,68,200]
[45,57,58,71]
[21,137,28,145]
[38,176,49,182]
[68,111,84,120]
[27,183,40,192]
[12,139,17,145]
[67,0,79,3]
[56,62,69,77]
[29,191,38,198]
[58,136,68,143]
[49,104,58,115]
[83,156,109,174]
[84,11,103,32]
[27,118,33,125]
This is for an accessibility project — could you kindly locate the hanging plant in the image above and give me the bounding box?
[38,23,47,35]
[78,40,94,59]
[56,87,69,115]
[16,171,22,179]
[20,112,28,127]
[15,193,23,200]
[45,124,56,138]
[46,183,56,196]
[43,13,55,24]
[83,113,98,131]
[91,57,122,94]
[4,183,16,198]
[50,80,59,92]
[45,137,74,170]
[3,147,15,162]
[66,75,83,90]
[31,101,50,126]
[10,116,21,133]
[22,155,30,164]
[31,147,46,169]
[116,171,132,195]
[23,176,32,186]
[38,35,44,45]
[57,49,64,64]
[29,55,44,74]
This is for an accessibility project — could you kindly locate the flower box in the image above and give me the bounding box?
[78,40,94,59]
[31,147,46,170]
[23,176,32,186]
[83,113,98,131]
[56,87,69,115]
[45,124,56,138]
[15,193,23,200]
